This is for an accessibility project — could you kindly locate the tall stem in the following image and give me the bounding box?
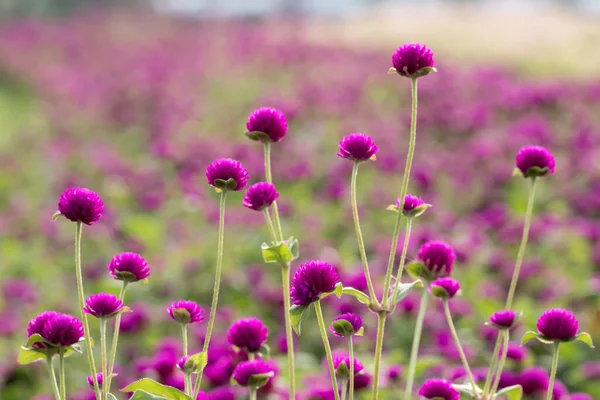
[264,142,284,240]
[100,320,108,400]
[371,314,386,400]
[490,330,510,396]
[74,222,100,400]
[482,334,502,397]
[249,387,258,400]
[263,209,278,242]
[106,281,128,393]
[404,289,429,398]
[182,324,191,395]
[314,300,341,400]
[348,336,355,400]
[45,355,61,400]
[340,378,348,400]
[59,347,66,400]
[504,177,538,310]
[389,218,414,305]
[546,343,560,400]
[193,190,227,398]
[350,161,377,303]
[443,301,477,396]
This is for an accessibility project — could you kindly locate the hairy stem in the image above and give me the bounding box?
[249,386,258,400]
[59,347,66,400]
[546,343,560,400]
[264,142,284,240]
[100,320,108,400]
[490,330,510,396]
[106,281,128,393]
[371,314,386,400]
[443,301,477,396]
[315,300,341,400]
[45,355,61,400]
[340,378,348,400]
[404,289,429,398]
[182,324,191,395]
[348,336,355,400]
[389,218,414,305]
[482,334,502,397]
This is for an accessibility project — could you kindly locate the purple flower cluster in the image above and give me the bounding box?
[391,43,435,77]
[206,158,249,191]
[536,308,579,341]
[227,317,268,353]
[417,241,456,279]
[107,252,150,282]
[246,107,288,143]
[232,360,275,387]
[83,292,125,319]
[329,312,362,337]
[27,311,84,347]
[167,300,203,325]
[290,260,339,306]
[57,187,104,225]
[243,182,279,211]
[337,133,379,162]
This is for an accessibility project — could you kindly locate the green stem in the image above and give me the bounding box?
[281,264,296,399]
[389,218,413,306]
[348,336,355,400]
[264,142,284,240]
[482,335,502,397]
[371,314,386,400]
[443,301,477,397]
[106,281,128,393]
[314,300,341,400]
[350,161,377,303]
[75,222,100,400]
[263,209,278,242]
[490,330,510,396]
[59,347,66,400]
[45,355,61,400]
[340,378,348,400]
[100,320,108,400]
[193,190,227,399]
[504,177,538,310]
[404,289,429,399]
[249,386,258,400]
[182,324,191,395]
[546,343,560,400]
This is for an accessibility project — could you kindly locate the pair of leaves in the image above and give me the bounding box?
[122,378,191,400]
[289,282,343,335]
[17,334,83,365]
[521,331,595,348]
[453,383,523,400]
[261,237,299,265]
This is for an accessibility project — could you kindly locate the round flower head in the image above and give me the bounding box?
[83,292,125,319]
[515,145,555,178]
[232,360,275,387]
[243,182,279,211]
[489,310,518,330]
[205,158,249,191]
[520,367,549,395]
[418,379,459,400]
[246,107,288,143]
[167,300,203,325]
[107,252,150,282]
[57,187,104,225]
[27,311,60,349]
[87,373,103,389]
[227,317,268,353]
[337,133,379,162]
[333,353,364,379]
[398,194,429,217]
[329,312,363,337]
[391,43,435,78]
[42,313,84,347]
[505,342,528,362]
[536,308,579,341]
[429,278,460,300]
[416,241,456,279]
[290,260,339,306]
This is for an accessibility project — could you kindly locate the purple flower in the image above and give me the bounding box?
[57,187,104,225]
[489,310,517,330]
[87,373,103,389]
[520,367,549,395]
[83,293,125,319]
[329,312,363,337]
[332,353,364,378]
[398,194,426,216]
[354,373,372,390]
[417,241,456,279]
[42,313,84,347]
[227,317,268,353]
[536,308,579,341]
[246,107,288,143]
[337,133,379,162]
[119,302,149,333]
[243,182,279,211]
[232,360,275,387]
[205,158,249,191]
[429,278,460,300]
[177,356,189,371]
[418,379,459,400]
[290,260,339,306]
[569,394,594,400]
[387,364,403,381]
[27,311,61,349]
[167,300,203,325]
[107,252,150,282]
[515,145,556,178]
[391,43,435,78]
[505,342,528,361]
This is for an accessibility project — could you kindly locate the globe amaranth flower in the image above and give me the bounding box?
[42,313,84,347]
[515,145,555,178]
[107,252,150,282]
[167,300,203,325]
[243,182,279,211]
[333,353,364,379]
[416,241,456,280]
[391,43,435,78]
[83,292,126,319]
[418,379,459,400]
[206,158,249,191]
[232,360,275,387]
[227,317,268,353]
[520,367,549,395]
[290,260,339,306]
[397,193,429,217]
[329,312,363,337]
[27,311,61,349]
[536,308,578,341]
[505,342,528,362]
[57,187,104,225]
[429,278,460,300]
[337,133,379,162]
[489,310,518,330]
[87,373,103,389]
[246,107,288,143]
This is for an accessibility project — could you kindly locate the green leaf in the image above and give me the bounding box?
[17,347,47,365]
[512,167,524,177]
[494,384,523,400]
[405,261,429,280]
[287,237,299,261]
[388,67,397,74]
[386,204,399,213]
[185,351,208,374]
[355,326,364,337]
[405,203,432,218]
[390,280,423,304]
[129,391,167,400]
[121,378,191,400]
[574,332,595,348]
[248,371,275,388]
[341,287,370,305]
[107,394,118,400]
[245,130,271,142]
[521,331,539,346]
[452,383,483,397]
[320,282,343,300]
[261,241,293,264]
[25,334,53,348]
[289,304,310,336]
[51,211,62,221]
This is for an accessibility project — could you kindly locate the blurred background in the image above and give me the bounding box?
[0,0,599,399]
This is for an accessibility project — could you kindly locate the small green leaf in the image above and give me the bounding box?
[405,261,429,280]
[405,203,432,218]
[521,331,539,346]
[524,166,549,178]
[494,384,523,400]
[258,343,271,360]
[247,371,275,388]
[107,394,118,400]
[335,360,350,379]
[129,391,167,400]
[289,304,310,336]
[390,280,423,304]
[320,282,343,300]
[452,383,483,397]
[355,326,364,336]
[121,378,191,400]
[574,332,595,348]
[388,67,397,74]
[245,131,271,142]
[51,211,62,221]
[287,237,299,261]
[386,204,399,213]
[331,319,355,337]
[261,241,293,264]
[17,347,47,365]
[341,287,370,305]
[185,351,208,374]
[512,168,524,177]
[25,334,53,348]
[213,178,237,191]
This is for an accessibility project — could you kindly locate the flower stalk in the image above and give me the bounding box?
[404,288,429,398]
[314,300,341,400]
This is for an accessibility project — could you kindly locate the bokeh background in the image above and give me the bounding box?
[0,0,599,399]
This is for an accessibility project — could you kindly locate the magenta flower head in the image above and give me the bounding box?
[87,373,103,389]
[227,317,268,353]
[395,194,430,218]
[337,133,379,162]
[390,43,435,78]
[290,260,339,306]
[42,313,84,347]
[410,241,456,281]
[245,107,288,143]
[177,356,202,374]
[232,360,275,388]
[330,312,363,337]
[515,145,556,178]
[489,310,519,330]
[418,379,459,400]
[429,278,460,300]
[56,187,104,225]
[333,353,364,379]
[107,252,150,283]
[243,182,279,211]
[167,300,203,325]
[536,308,579,341]
[83,292,126,319]
[205,158,249,192]
[27,311,61,349]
